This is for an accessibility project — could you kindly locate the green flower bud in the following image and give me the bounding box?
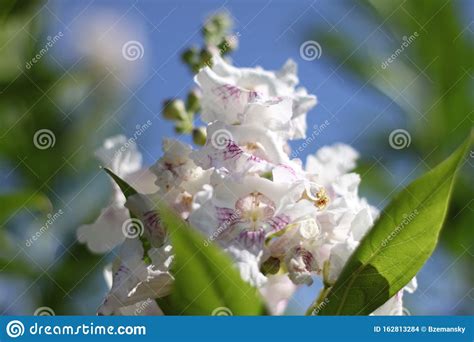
[163,99,186,121]
[175,119,193,134]
[261,257,281,275]
[186,89,201,113]
[192,127,207,146]
[218,34,239,55]
[200,48,214,68]
[181,46,199,65]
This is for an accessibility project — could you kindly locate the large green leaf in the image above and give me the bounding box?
[312,133,472,315]
[157,207,266,315]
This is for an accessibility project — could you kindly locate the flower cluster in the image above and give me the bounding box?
[77,55,416,315]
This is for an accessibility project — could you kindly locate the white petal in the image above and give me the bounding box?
[95,135,142,177]
[225,244,267,288]
[76,204,128,253]
[259,274,296,315]
[306,144,359,185]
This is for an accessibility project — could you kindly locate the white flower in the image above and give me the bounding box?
[268,218,322,285]
[326,238,359,284]
[225,244,267,288]
[82,52,418,316]
[259,274,296,315]
[150,139,211,218]
[212,174,315,242]
[150,139,210,194]
[191,121,290,177]
[317,173,377,247]
[195,55,317,139]
[77,135,157,253]
[98,239,174,315]
[125,194,166,247]
[190,171,317,287]
[306,144,359,185]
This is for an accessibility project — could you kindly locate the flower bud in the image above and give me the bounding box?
[218,34,239,55]
[261,256,280,275]
[200,48,213,68]
[163,99,186,121]
[186,89,201,113]
[175,119,193,134]
[181,47,199,65]
[203,13,232,45]
[192,127,207,146]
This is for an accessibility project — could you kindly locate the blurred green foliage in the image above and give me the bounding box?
[313,0,473,257]
[0,0,119,314]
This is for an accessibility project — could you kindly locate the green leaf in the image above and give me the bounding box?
[157,207,266,315]
[312,133,472,315]
[103,167,152,263]
[0,191,52,226]
[103,167,137,198]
